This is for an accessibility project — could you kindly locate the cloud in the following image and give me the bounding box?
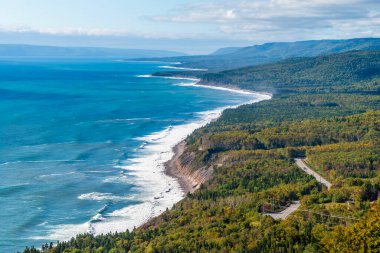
[0,24,227,42]
[1,0,379,48]
[0,25,133,36]
[151,0,380,41]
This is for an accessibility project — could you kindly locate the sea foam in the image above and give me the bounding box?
[78,192,134,202]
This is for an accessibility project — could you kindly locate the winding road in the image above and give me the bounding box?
[264,159,333,220]
[265,201,301,220]
[294,158,332,189]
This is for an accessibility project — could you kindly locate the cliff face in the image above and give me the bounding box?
[166,141,213,193]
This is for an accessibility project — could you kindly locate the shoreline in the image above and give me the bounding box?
[140,74,272,196]
[164,141,197,193]
[121,79,271,234]
[138,74,272,98]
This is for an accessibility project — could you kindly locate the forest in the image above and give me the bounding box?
[23,50,380,253]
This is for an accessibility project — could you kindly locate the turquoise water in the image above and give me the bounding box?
[0,59,261,252]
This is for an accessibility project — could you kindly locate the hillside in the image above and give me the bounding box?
[200,50,380,94]
[23,50,380,253]
[144,38,380,71]
[156,50,380,96]
[0,44,186,58]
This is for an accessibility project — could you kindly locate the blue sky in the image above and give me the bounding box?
[1,0,380,53]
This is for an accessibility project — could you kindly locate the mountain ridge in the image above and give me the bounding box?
[140,38,380,71]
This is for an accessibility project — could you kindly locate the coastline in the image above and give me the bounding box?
[164,141,197,193]
[119,78,271,235]
[138,74,272,98]
[164,140,213,194]
[141,74,272,196]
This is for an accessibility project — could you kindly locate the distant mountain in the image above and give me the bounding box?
[211,47,241,55]
[0,44,186,58]
[143,38,380,71]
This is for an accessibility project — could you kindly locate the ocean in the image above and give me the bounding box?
[0,58,268,252]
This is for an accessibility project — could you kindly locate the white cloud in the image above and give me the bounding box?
[1,0,379,45]
[0,25,133,36]
[151,0,380,41]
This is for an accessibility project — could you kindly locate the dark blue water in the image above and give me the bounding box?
[0,58,260,252]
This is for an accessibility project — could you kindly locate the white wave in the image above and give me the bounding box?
[136,74,200,83]
[37,221,49,227]
[103,175,130,184]
[134,125,173,142]
[30,223,90,241]
[0,160,85,166]
[86,170,114,174]
[97,204,108,214]
[174,82,269,96]
[16,142,76,149]
[136,142,148,150]
[159,65,208,71]
[91,202,159,234]
[78,192,134,201]
[38,172,77,178]
[91,214,106,222]
[135,74,152,78]
[95,117,152,123]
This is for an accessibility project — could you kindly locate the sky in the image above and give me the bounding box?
[0,0,380,54]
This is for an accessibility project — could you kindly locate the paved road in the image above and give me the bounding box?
[295,158,332,189]
[266,201,301,220]
[265,159,332,220]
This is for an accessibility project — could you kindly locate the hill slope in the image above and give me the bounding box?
[200,50,380,94]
